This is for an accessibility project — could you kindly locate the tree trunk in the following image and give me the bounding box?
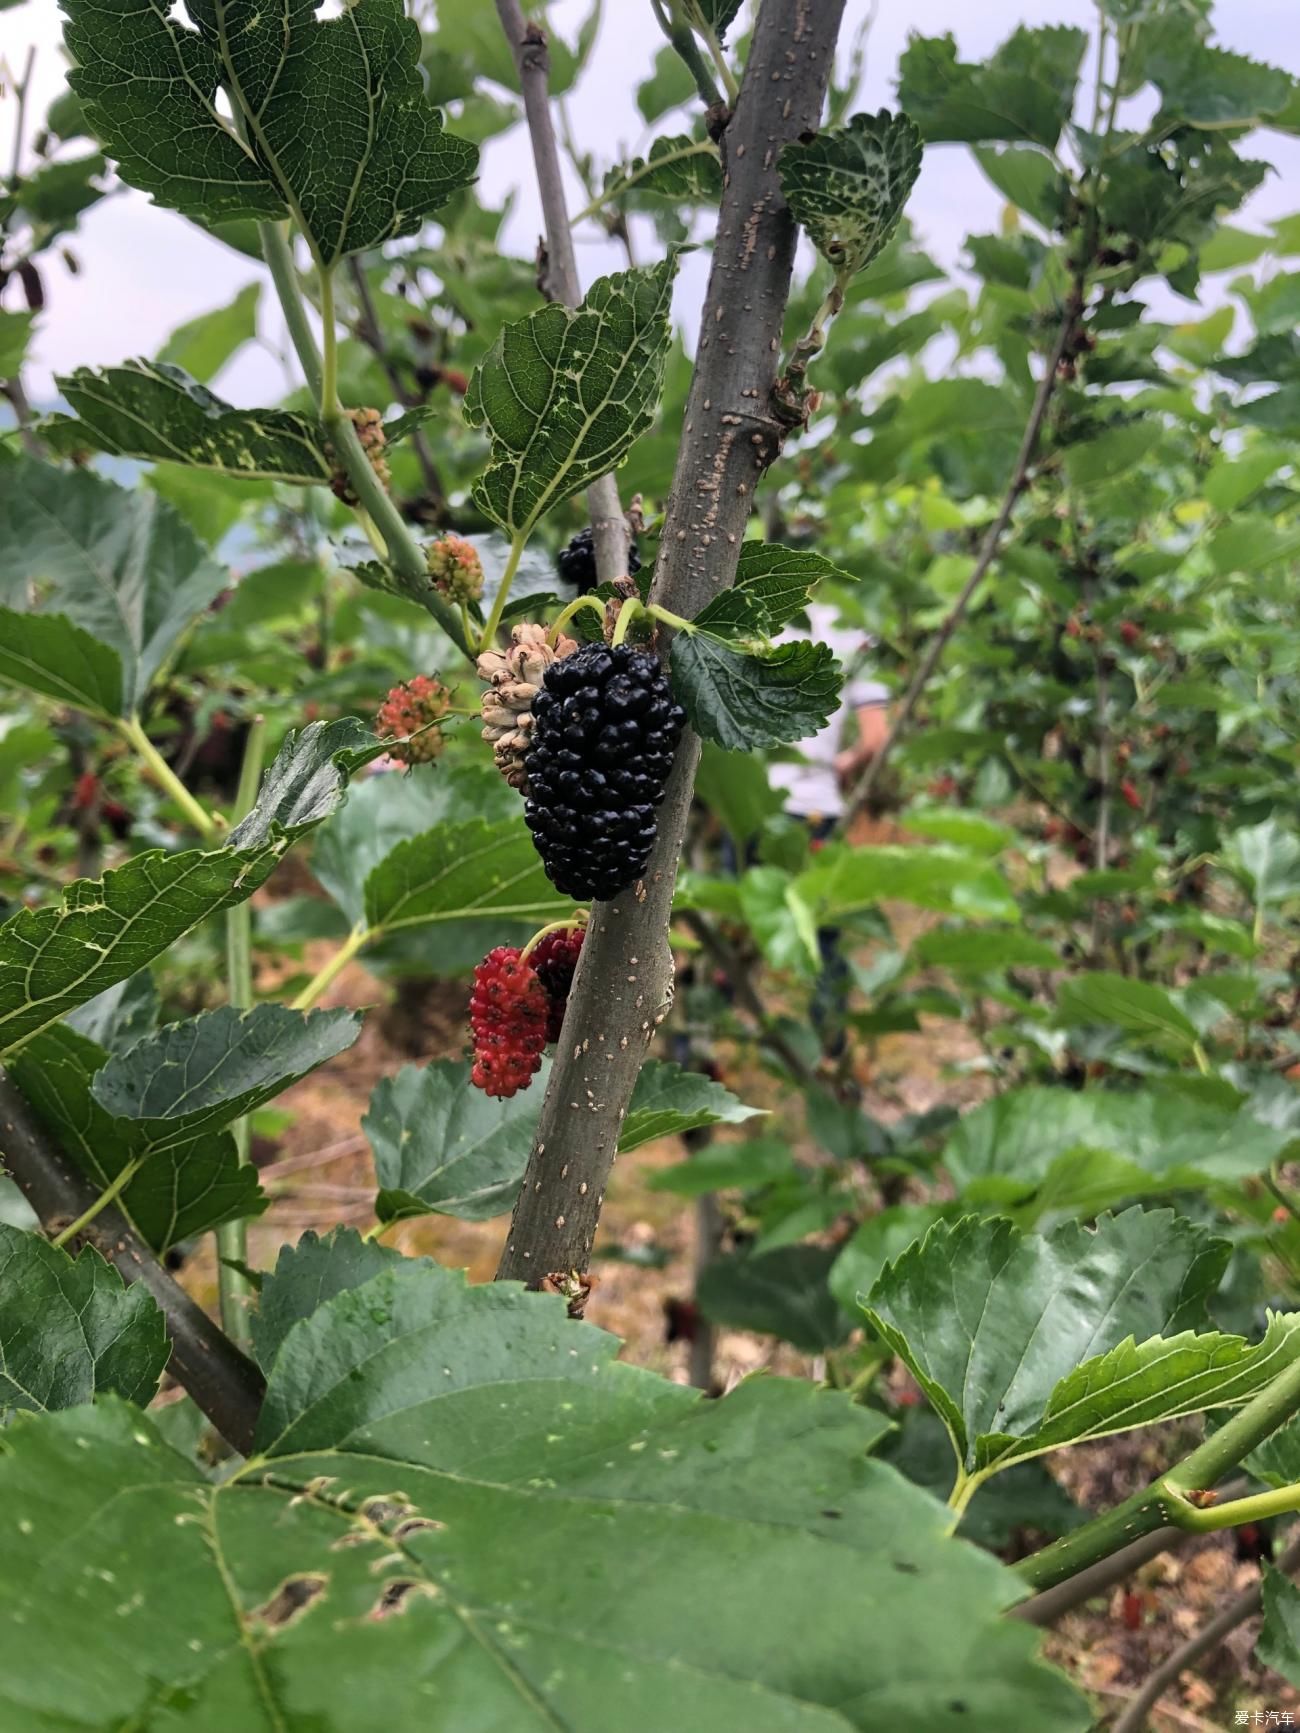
[497,0,848,1289]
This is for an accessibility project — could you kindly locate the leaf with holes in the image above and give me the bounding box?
[42,363,332,485]
[60,0,478,265]
[0,1263,1087,1729]
[91,1005,361,1150]
[780,110,922,279]
[0,843,281,1060]
[864,1208,1253,1481]
[0,460,228,714]
[366,1059,548,1224]
[0,1225,168,1421]
[464,258,676,539]
[619,1060,764,1154]
[8,1026,266,1254]
[228,718,385,849]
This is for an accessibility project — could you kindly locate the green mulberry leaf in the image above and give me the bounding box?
[0,843,281,1060]
[601,134,722,208]
[464,258,677,540]
[1259,1566,1300,1687]
[43,363,333,485]
[9,1025,265,1254]
[0,460,228,715]
[620,1058,764,1152]
[251,1227,406,1371]
[227,717,384,849]
[0,1225,168,1420]
[671,619,842,752]
[942,1084,1296,1218]
[861,1207,1292,1485]
[899,27,1087,150]
[362,816,576,937]
[91,1004,361,1149]
[780,110,922,278]
[0,608,124,719]
[366,1059,547,1224]
[60,0,478,265]
[0,1267,1088,1729]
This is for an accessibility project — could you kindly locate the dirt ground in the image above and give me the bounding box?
[173,860,1299,1732]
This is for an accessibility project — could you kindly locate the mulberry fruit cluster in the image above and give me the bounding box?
[469,947,548,1097]
[529,927,584,1042]
[426,533,484,604]
[556,525,641,595]
[468,928,584,1096]
[330,407,390,505]
[375,675,450,764]
[478,623,576,790]
[523,643,685,902]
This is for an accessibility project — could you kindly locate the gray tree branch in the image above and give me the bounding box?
[494,0,629,584]
[497,0,848,1291]
[0,1070,265,1454]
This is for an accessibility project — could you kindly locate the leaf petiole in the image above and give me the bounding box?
[548,594,607,643]
[478,533,526,653]
[291,924,372,1012]
[217,714,266,1350]
[521,912,589,962]
[117,715,219,839]
[51,1155,146,1249]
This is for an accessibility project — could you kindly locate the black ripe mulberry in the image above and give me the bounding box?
[523,643,685,902]
[557,525,641,595]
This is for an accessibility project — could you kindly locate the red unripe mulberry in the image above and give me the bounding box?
[469,946,548,1097]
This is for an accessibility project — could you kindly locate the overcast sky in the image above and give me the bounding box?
[8,1,1300,402]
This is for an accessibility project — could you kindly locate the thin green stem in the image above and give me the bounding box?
[118,716,218,839]
[650,0,724,109]
[255,223,473,665]
[478,534,526,652]
[645,602,693,634]
[570,139,720,227]
[1174,1482,1300,1534]
[258,222,322,399]
[611,597,647,647]
[1019,1348,1300,1594]
[317,263,340,416]
[548,594,607,642]
[1192,1040,1212,1077]
[684,2,739,102]
[216,715,265,1349]
[52,1156,146,1249]
[521,912,589,961]
[291,924,371,1012]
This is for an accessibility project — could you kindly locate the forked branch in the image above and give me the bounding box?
[0,1071,265,1453]
[496,0,849,1289]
